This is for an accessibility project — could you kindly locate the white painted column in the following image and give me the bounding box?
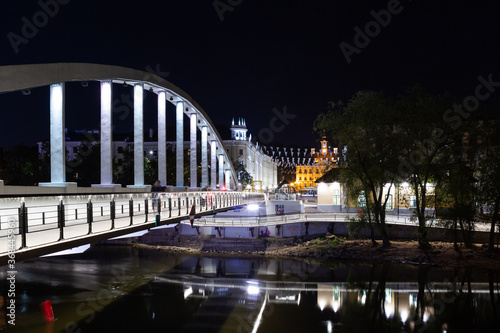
[254,158,258,181]
[190,113,197,188]
[218,155,224,189]
[158,91,167,186]
[134,84,144,186]
[176,101,184,187]
[50,82,65,184]
[100,81,113,185]
[260,161,263,184]
[225,170,230,190]
[211,141,217,190]
[201,126,208,188]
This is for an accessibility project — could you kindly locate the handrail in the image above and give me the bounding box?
[0,191,265,254]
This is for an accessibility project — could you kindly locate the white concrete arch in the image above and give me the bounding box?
[0,63,237,189]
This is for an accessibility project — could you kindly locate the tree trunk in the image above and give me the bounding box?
[380,222,391,248]
[453,218,459,251]
[488,198,500,251]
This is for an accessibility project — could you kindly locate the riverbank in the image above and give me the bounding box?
[132,235,500,270]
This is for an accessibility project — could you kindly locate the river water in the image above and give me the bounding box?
[0,245,499,333]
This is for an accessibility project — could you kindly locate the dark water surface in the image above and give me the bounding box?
[0,245,499,333]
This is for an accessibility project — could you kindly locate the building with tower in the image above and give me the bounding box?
[222,118,278,190]
[294,137,337,191]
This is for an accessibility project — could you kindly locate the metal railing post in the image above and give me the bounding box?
[178,198,181,216]
[129,197,134,226]
[58,199,65,241]
[144,198,149,222]
[19,201,28,249]
[110,196,115,230]
[168,197,172,218]
[87,197,93,235]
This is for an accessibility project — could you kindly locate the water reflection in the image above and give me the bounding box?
[0,246,499,332]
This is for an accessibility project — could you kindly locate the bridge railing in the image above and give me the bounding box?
[0,191,265,254]
[195,212,429,227]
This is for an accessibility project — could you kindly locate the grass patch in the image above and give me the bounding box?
[309,236,346,250]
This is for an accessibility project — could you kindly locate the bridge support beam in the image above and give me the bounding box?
[176,102,184,187]
[211,141,217,190]
[100,80,113,185]
[158,91,167,186]
[40,82,71,188]
[133,84,144,186]
[190,113,197,189]
[225,170,230,190]
[201,126,208,188]
[218,155,224,189]
[50,82,65,184]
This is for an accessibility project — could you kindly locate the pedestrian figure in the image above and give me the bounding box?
[151,180,164,212]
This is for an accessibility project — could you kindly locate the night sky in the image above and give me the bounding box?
[0,0,499,149]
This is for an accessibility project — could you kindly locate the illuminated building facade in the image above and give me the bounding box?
[294,137,337,191]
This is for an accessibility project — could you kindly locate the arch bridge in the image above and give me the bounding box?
[0,63,237,190]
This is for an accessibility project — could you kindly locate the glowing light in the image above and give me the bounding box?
[332,300,340,313]
[248,204,259,211]
[401,310,408,323]
[247,285,260,295]
[183,287,193,299]
[401,182,409,187]
[326,321,333,333]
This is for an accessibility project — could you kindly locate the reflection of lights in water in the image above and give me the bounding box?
[318,300,326,311]
[326,320,333,333]
[423,313,429,322]
[401,310,408,323]
[183,287,193,299]
[251,298,267,333]
[247,285,260,295]
[297,293,301,306]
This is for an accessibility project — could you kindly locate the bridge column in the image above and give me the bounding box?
[100,80,113,185]
[158,91,167,186]
[225,170,230,190]
[176,101,184,187]
[218,155,224,189]
[40,83,67,187]
[201,126,208,188]
[211,141,217,190]
[133,84,144,186]
[190,113,198,189]
[51,82,65,184]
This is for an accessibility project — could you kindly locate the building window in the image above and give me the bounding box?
[118,158,123,166]
[410,195,417,208]
[117,147,123,153]
[333,189,340,205]
[73,147,78,153]
[358,191,366,207]
[385,194,393,210]
[239,149,243,156]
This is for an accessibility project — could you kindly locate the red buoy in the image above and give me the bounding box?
[40,300,54,322]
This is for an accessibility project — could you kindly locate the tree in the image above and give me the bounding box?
[396,87,458,249]
[315,91,402,247]
[477,119,500,251]
[0,143,42,185]
[233,160,253,189]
